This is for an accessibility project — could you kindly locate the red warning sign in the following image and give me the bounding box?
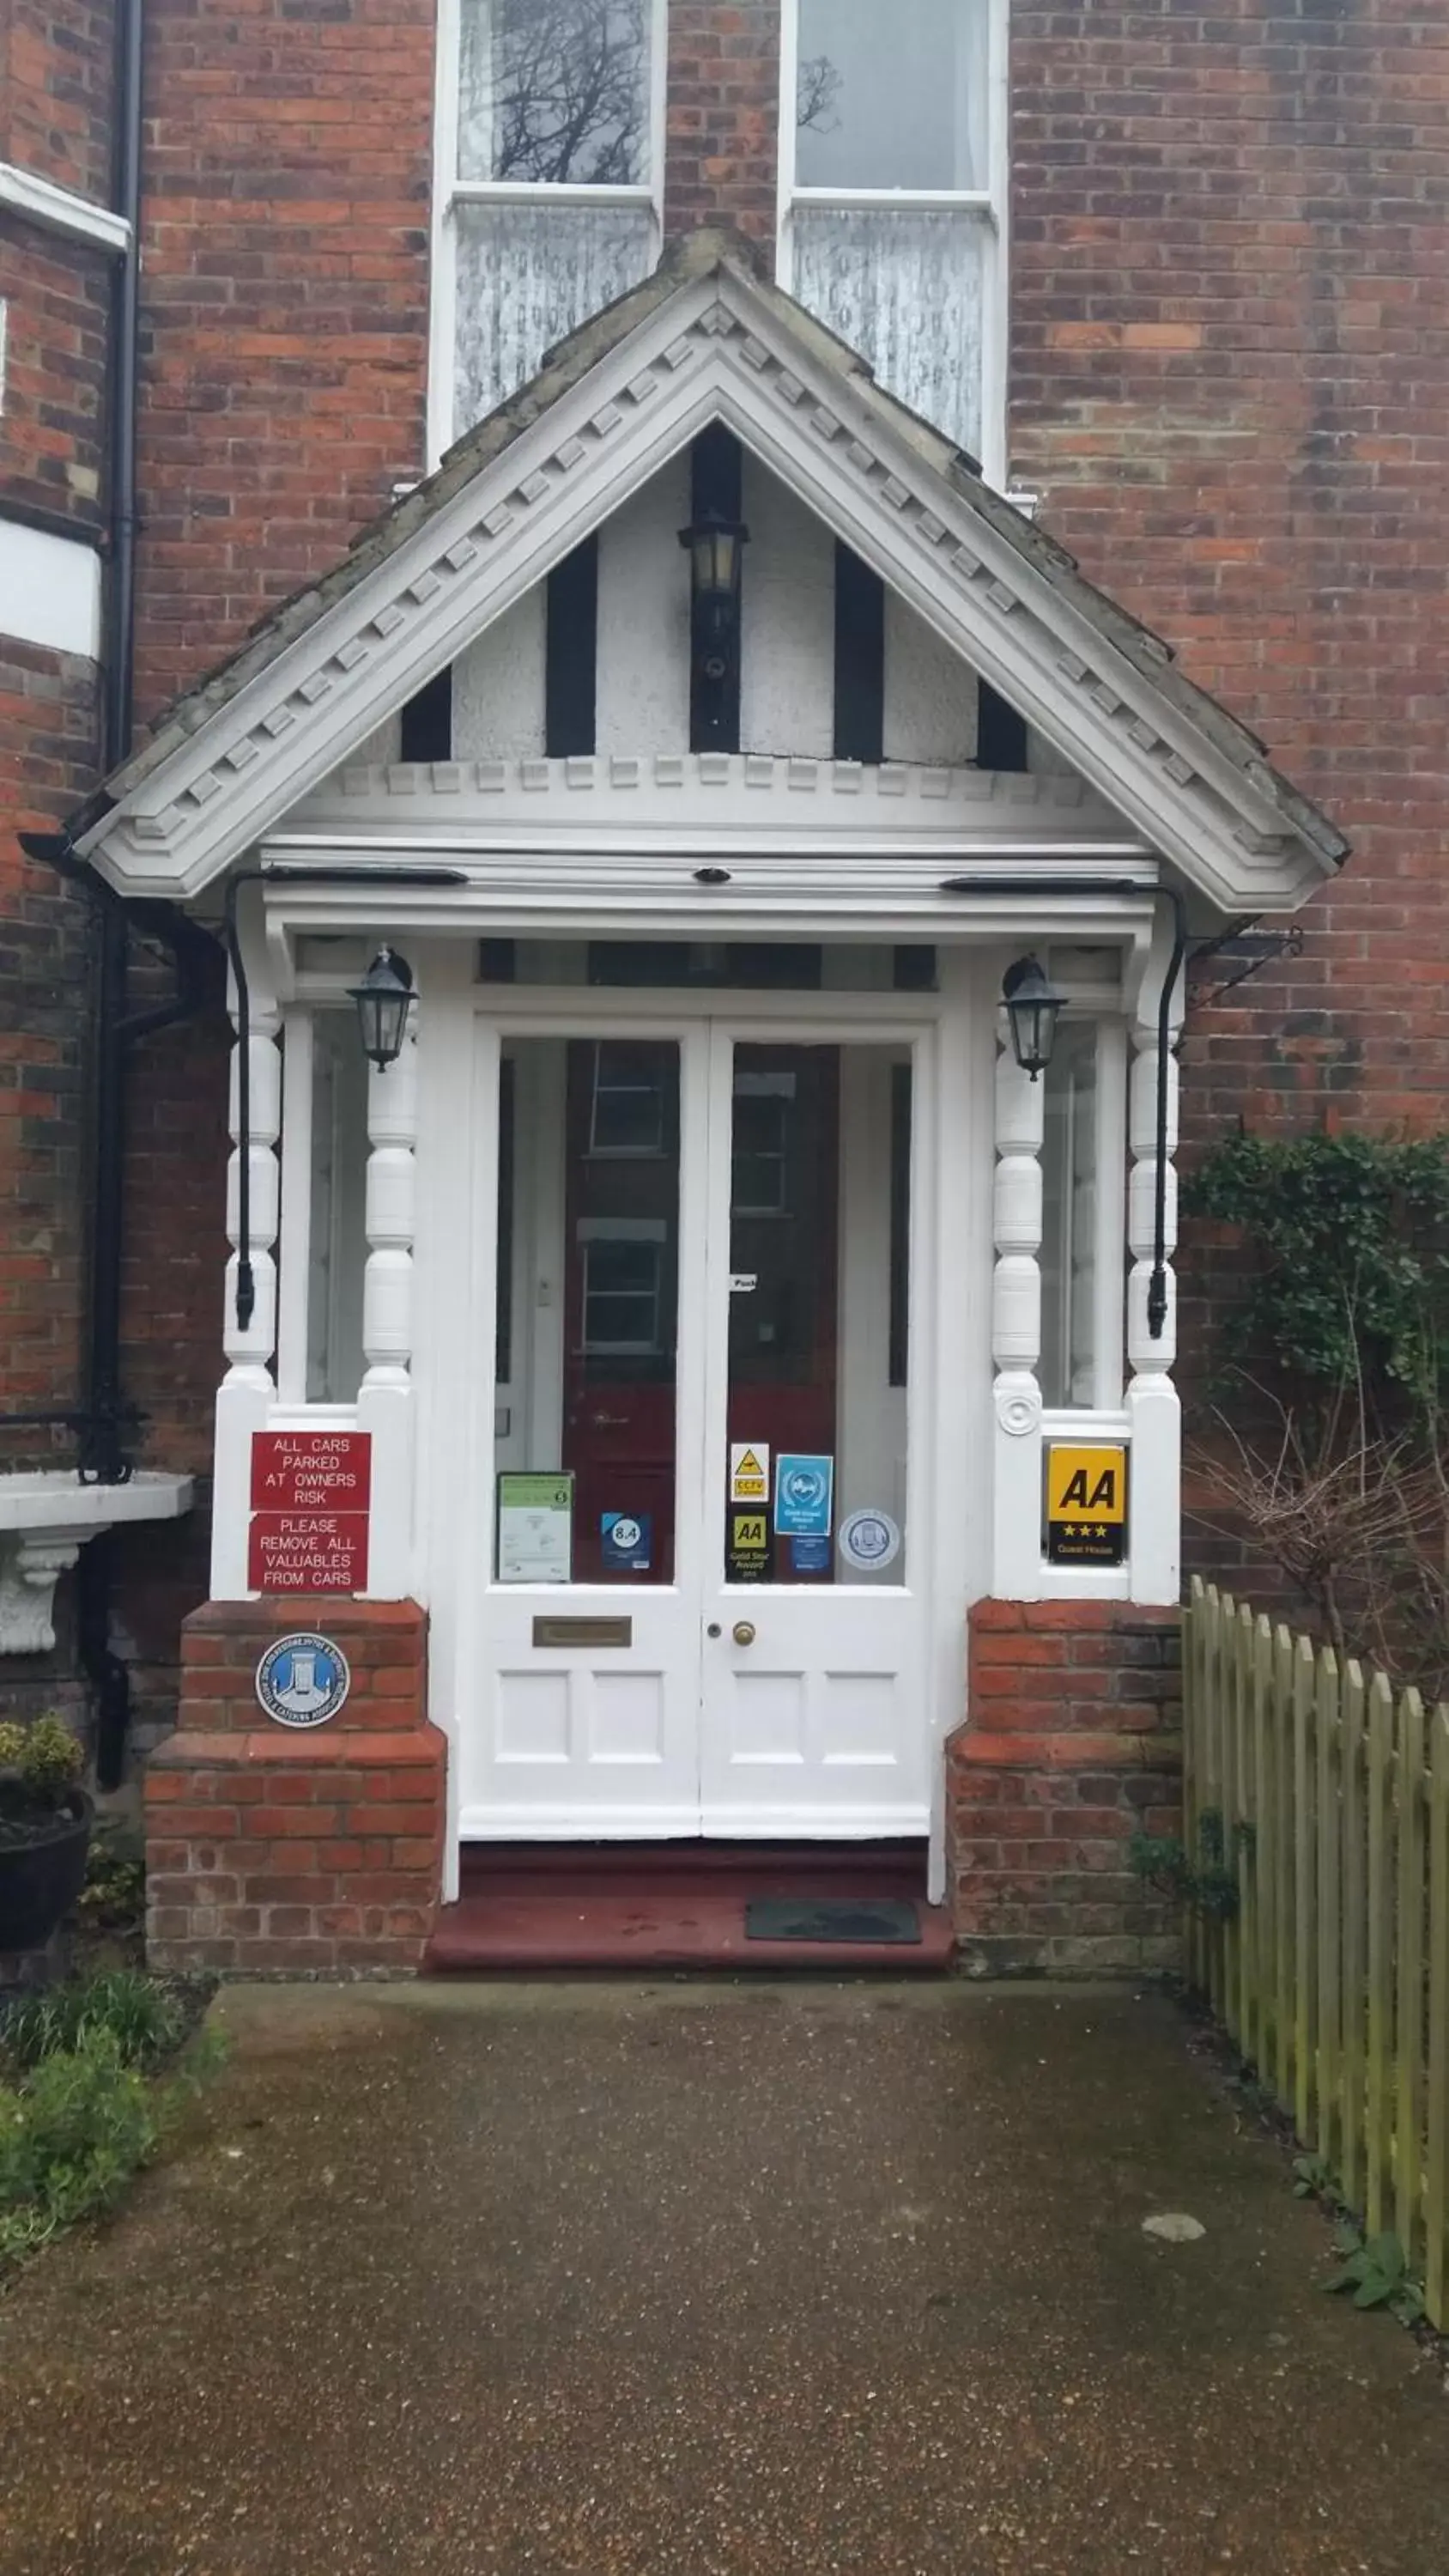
[251,1430,371,1512]
[247,1509,369,1595]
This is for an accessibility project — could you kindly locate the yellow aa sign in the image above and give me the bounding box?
[1046,1444,1126,1526]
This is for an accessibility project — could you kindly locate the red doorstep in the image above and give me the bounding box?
[427,1843,955,1974]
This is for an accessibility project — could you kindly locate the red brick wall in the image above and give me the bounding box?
[0,228,111,533]
[147,1598,446,1972]
[1009,1,1449,1600]
[664,0,782,244]
[0,647,97,1467]
[1009,0,1449,1145]
[0,0,115,201]
[948,1602,1183,1975]
[0,0,114,531]
[132,0,435,727]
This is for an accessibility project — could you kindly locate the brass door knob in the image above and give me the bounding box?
[731,1619,756,1647]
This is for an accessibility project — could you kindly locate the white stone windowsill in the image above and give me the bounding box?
[0,1472,194,1656]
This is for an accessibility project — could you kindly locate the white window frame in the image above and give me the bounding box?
[428,0,668,469]
[774,0,1009,490]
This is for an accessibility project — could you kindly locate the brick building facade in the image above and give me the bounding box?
[0,1,1440,1972]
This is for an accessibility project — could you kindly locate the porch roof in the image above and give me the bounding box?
[69,230,1348,915]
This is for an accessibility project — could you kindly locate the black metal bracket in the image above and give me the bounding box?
[1188,917,1305,1004]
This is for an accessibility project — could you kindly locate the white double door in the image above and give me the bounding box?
[458,1001,941,1842]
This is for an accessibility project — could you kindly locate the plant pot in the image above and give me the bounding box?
[0,1791,94,1953]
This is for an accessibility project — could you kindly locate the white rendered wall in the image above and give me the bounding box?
[595,450,691,756]
[739,454,834,758]
[421,452,1020,773]
[883,588,978,766]
[452,587,546,758]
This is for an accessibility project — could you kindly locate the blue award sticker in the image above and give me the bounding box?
[789,1534,832,1574]
[774,1454,834,1538]
[837,1509,900,1573]
[601,1511,652,1572]
[255,1632,351,1728]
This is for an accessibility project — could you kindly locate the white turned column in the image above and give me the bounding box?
[211,992,282,1596]
[356,1017,419,1596]
[991,1018,1045,1600]
[1126,1006,1182,1605]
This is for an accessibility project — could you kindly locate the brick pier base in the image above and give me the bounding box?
[145,1599,445,1975]
[946,1600,1183,1977]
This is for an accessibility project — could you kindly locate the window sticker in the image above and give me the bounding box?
[727,1509,772,1584]
[601,1510,652,1572]
[838,1508,900,1572]
[774,1455,834,1539]
[729,1443,770,1504]
[497,1472,574,1583]
[789,1534,832,1575]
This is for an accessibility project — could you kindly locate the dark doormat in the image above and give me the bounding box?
[744,1897,922,1945]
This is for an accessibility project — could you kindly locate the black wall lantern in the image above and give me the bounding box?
[349,945,415,1070]
[1002,954,1064,1081]
[680,424,748,754]
[679,509,749,680]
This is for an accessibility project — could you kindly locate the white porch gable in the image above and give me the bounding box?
[74,238,1344,914]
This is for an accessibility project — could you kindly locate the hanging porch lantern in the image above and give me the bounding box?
[1001,954,1064,1081]
[349,945,415,1070]
[678,507,749,681]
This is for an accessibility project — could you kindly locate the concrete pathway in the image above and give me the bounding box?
[1,1980,1446,2574]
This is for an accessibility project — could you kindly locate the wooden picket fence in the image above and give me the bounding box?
[1183,1576,1449,2326]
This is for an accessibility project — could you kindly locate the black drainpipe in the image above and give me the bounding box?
[77,0,147,1787]
[4,1,154,1787]
[106,0,143,775]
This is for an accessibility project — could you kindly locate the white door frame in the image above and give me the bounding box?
[421,972,983,1900]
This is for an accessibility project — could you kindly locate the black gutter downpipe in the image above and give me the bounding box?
[222,873,258,1334]
[105,0,144,774]
[1146,889,1189,1344]
[86,0,145,1465]
[4,3,149,1787]
[939,872,1189,1342]
[83,0,144,1782]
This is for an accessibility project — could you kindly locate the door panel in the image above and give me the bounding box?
[725,1046,838,1575]
[698,1033,929,1835]
[562,1039,680,1583]
[462,1029,704,1840]
[700,1601,926,1834]
[466,1012,931,1843]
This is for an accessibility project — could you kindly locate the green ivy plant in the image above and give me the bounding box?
[1188,1131,1449,1406]
[1128,1807,1248,1922]
[1185,1129,1449,1698]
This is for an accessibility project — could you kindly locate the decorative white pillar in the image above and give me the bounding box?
[211,989,282,1596]
[991,1017,1045,1600]
[1126,999,1182,1606]
[356,1015,419,1597]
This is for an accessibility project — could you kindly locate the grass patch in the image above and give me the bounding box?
[0,1970,223,2272]
[3,1968,187,2073]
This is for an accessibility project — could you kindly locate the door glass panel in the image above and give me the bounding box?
[726,1044,910,1587]
[487,940,936,991]
[304,1012,367,1404]
[494,1038,679,1584]
[1040,1023,1099,1409]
